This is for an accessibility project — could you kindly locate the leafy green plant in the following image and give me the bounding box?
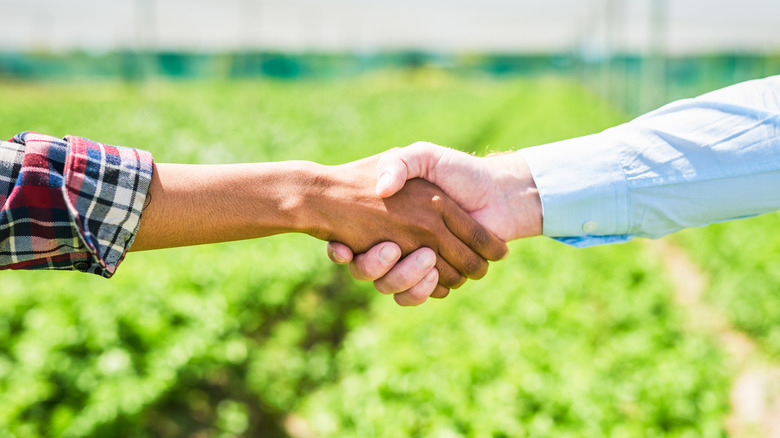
[674,212,780,358]
[297,239,729,438]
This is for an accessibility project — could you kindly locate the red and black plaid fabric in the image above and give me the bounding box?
[0,132,153,278]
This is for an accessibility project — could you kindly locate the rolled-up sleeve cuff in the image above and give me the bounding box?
[520,129,631,247]
[62,135,154,277]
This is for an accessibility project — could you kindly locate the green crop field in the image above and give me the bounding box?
[674,214,780,359]
[1,73,776,437]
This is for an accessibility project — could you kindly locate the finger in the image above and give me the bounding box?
[373,248,437,295]
[430,284,450,299]
[423,195,490,280]
[327,242,354,264]
[393,268,439,307]
[348,242,402,281]
[436,257,467,289]
[376,141,444,198]
[439,195,508,262]
[437,239,489,280]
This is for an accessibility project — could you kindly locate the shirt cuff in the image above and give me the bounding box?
[520,129,631,247]
[62,135,154,277]
[1,132,153,278]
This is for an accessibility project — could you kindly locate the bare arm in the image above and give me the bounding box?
[132,161,317,250]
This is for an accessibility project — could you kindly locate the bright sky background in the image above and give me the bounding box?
[2,0,779,54]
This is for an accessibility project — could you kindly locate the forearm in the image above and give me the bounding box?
[131,161,320,251]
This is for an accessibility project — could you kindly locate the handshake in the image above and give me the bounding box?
[323,142,542,306]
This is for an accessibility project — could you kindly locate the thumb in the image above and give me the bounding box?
[375,150,409,198]
[375,141,443,198]
[327,242,354,264]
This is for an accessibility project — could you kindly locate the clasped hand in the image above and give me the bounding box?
[308,152,508,301]
[326,142,542,306]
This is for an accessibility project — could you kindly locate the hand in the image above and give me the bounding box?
[311,153,508,299]
[328,241,445,305]
[328,142,542,304]
[375,142,541,241]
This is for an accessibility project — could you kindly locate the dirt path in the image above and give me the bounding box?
[646,239,780,438]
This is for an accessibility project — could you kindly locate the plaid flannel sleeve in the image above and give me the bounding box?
[0,132,154,278]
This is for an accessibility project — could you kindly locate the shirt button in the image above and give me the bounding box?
[74,261,90,271]
[582,221,598,233]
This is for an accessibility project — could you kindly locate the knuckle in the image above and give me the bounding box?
[449,275,467,289]
[373,279,395,295]
[484,237,509,261]
[492,244,509,261]
[403,276,437,301]
[430,286,450,299]
[440,270,466,289]
[350,259,379,281]
[409,141,434,151]
[375,264,424,295]
[394,293,423,307]
[469,226,490,250]
[470,262,489,280]
[377,273,414,293]
[408,286,430,302]
[427,195,445,214]
[463,256,488,279]
[395,272,419,290]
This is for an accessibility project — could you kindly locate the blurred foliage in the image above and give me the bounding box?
[299,239,730,438]
[0,74,733,437]
[0,239,369,437]
[673,212,780,360]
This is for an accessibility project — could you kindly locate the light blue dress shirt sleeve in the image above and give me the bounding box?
[521,75,780,247]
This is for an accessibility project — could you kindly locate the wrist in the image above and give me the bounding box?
[511,152,543,239]
[486,152,543,240]
[278,161,331,236]
[294,157,383,245]
[291,161,357,241]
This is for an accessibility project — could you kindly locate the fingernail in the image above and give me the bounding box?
[376,173,392,195]
[330,249,346,264]
[424,269,438,283]
[379,245,400,266]
[416,251,436,270]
